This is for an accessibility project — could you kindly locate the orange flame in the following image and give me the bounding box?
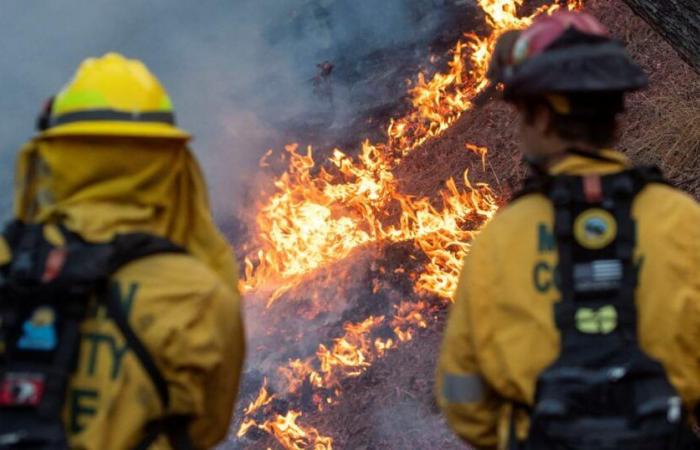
[241,410,334,450]
[238,1,583,448]
[241,1,580,300]
[243,377,275,416]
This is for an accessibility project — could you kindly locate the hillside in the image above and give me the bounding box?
[398,0,700,200]
[334,1,700,448]
[227,1,700,449]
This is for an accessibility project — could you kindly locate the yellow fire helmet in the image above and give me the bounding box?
[40,52,190,139]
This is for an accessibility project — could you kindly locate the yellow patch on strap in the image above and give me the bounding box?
[576,305,618,334]
[30,307,56,326]
[574,208,617,250]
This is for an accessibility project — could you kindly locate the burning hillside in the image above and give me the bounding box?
[227,1,583,449]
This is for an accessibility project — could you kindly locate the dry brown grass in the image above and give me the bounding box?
[623,92,700,188]
[254,3,700,449]
[396,0,700,200]
[373,3,700,448]
[338,1,700,446]
[587,0,700,197]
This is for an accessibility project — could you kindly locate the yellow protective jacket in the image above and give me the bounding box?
[436,150,700,450]
[4,136,246,450]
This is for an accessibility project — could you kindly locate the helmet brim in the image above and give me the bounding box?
[38,120,191,140]
[503,38,648,100]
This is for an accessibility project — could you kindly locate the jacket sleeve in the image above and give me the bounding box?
[161,280,246,449]
[436,238,502,450]
[679,295,700,422]
[677,210,700,420]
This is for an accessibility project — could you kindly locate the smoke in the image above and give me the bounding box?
[240,247,377,384]
[0,0,472,224]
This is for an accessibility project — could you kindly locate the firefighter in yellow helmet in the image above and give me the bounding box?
[0,53,244,449]
[436,11,700,450]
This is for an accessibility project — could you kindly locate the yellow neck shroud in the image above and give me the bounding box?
[14,136,237,289]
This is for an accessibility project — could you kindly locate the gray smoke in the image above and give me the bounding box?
[0,1,476,448]
[0,0,472,224]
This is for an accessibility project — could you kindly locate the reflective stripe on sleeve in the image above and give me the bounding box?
[442,373,485,404]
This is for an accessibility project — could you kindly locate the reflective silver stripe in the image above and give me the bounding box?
[442,373,485,403]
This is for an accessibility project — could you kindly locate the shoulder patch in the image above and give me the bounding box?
[574,208,617,250]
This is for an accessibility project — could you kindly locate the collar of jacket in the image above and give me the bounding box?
[548,149,629,176]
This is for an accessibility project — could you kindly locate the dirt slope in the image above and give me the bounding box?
[230,2,699,449]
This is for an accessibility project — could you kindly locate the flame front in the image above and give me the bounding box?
[237,1,582,448]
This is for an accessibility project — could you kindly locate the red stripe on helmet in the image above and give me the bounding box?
[513,11,610,64]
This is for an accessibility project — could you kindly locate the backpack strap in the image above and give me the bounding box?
[136,416,194,450]
[549,178,577,336]
[608,173,638,340]
[104,286,170,412]
[512,173,551,201]
[513,156,669,202]
[523,167,700,448]
[550,170,648,353]
[0,225,198,450]
[556,168,667,343]
[101,233,182,410]
[96,233,196,450]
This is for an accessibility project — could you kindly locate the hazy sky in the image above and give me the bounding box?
[0,0,456,223]
[1,0,286,222]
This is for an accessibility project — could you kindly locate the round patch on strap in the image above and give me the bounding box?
[574,208,617,249]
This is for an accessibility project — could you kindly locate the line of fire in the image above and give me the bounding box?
[230,1,583,448]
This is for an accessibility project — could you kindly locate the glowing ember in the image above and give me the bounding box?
[237,1,583,448]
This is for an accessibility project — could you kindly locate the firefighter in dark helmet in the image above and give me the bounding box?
[0,53,245,449]
[436,11,700,450]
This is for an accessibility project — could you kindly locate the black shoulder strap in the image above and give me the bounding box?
[549,177,578,338]
[135,416,195,450]
[98,234,195,450]
[107,233,184,274]
[512,174,552,201]
[102,234,182,408]
[609,173,639,339]
[105,289,170,409]
[630,165,669,187]
[106,293,197,450]
[527,167,700,448]
[514,143,671,198]
[1,220,26,252]
[0,224,195,450]
[514,163,669,200]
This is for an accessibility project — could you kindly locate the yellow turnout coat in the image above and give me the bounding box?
[2,135,245,449]
[436,150,700,449]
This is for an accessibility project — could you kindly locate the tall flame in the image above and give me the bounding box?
[237,1,582,448]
